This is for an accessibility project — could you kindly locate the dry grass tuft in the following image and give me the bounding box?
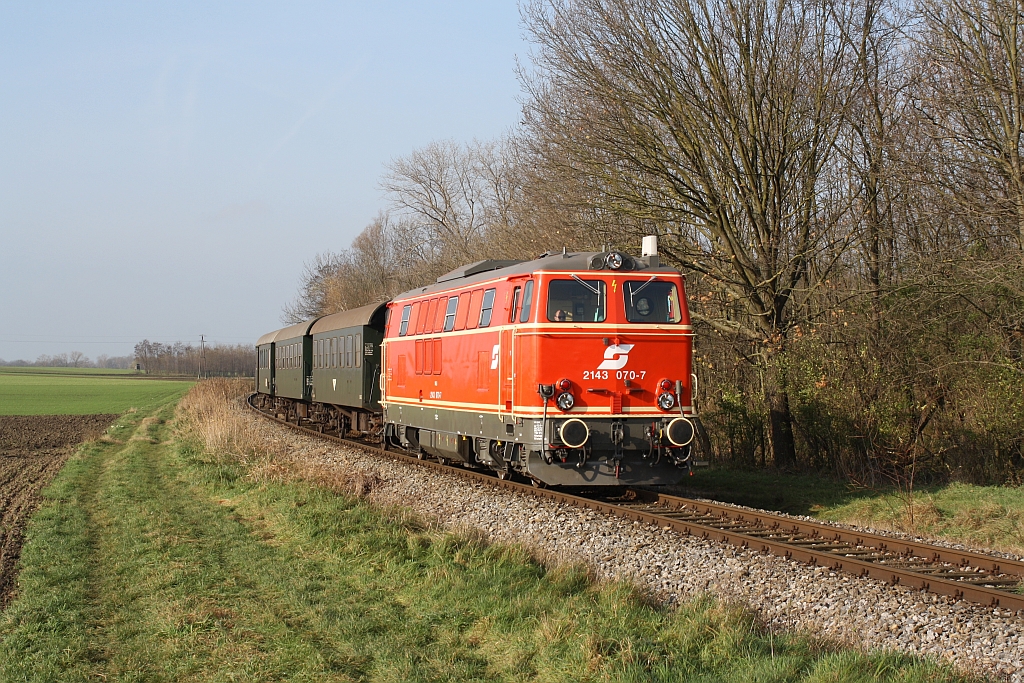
[176,379,386,499]
[177,379,287,466]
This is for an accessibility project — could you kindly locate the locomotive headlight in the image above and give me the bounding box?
[657,392,676,410]
[605,251,624,270]
[556,392,575,411]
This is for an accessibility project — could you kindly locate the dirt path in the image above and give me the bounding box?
[0,415,116,607]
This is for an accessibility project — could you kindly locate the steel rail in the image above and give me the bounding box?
[246,394,1024,612]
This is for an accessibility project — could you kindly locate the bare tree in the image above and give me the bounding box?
[282,252,349,324]
[381,139,524,269]
[68,351,87,367]
[521,0,861,466]
[914,0,1024,257]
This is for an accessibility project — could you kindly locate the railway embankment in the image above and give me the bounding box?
[247,407,1024,681]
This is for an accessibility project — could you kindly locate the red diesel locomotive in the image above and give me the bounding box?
[255,238,697,487]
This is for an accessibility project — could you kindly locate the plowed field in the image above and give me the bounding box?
[0,415,116,607]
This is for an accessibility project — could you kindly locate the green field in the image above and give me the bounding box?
[0,370,193,415]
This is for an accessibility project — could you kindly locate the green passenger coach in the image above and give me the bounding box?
[310,302,386,430]
[272,319,317,402]
[256,330,277,396]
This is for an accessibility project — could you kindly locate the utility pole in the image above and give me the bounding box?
[199,335,206,380]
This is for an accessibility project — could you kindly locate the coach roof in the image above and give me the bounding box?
[257,318,320,346]
[310,301,388,334]
[391,250,679,303]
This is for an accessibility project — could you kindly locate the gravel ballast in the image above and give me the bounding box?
[255,416,1024,681]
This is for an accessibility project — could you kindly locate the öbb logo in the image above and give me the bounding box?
[597,344,634,370]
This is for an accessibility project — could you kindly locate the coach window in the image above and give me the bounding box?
[547,279,607,322]
[346,335,353,367]
[399,305,412,336]
[519,280,534,323]
[355,333,362,368]
[479,288,496,327]
[443,296,459,332]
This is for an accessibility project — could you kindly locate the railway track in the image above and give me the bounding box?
[247,394,1024,612]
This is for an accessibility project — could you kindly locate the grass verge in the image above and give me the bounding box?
[0,384,972,681]
[673,468,1024,556]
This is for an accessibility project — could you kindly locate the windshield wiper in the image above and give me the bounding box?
[628,276,658,303]
[571,274,601,295]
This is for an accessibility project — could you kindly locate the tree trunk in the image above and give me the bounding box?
[768,388,797,469]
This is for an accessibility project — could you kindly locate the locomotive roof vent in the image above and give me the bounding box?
[435,259,525,283]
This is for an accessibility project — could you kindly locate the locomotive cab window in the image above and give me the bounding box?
[547,279,607,322]
[510,287,521,323]
[519,280,534,323]
[624,279,682,323]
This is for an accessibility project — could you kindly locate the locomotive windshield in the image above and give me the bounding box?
[623,279,682,323]
[547,278,607,322]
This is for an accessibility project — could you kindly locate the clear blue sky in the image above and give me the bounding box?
[0,1,527,361]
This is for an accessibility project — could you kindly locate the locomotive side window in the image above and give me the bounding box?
[443,296,458,332]
[466,289,483,329]
[624,280,682,323]
[519,280,534,323]
[455,292,471,330]
[479,288,496,327]
[399,305,412,336]
[547,279,607,322]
